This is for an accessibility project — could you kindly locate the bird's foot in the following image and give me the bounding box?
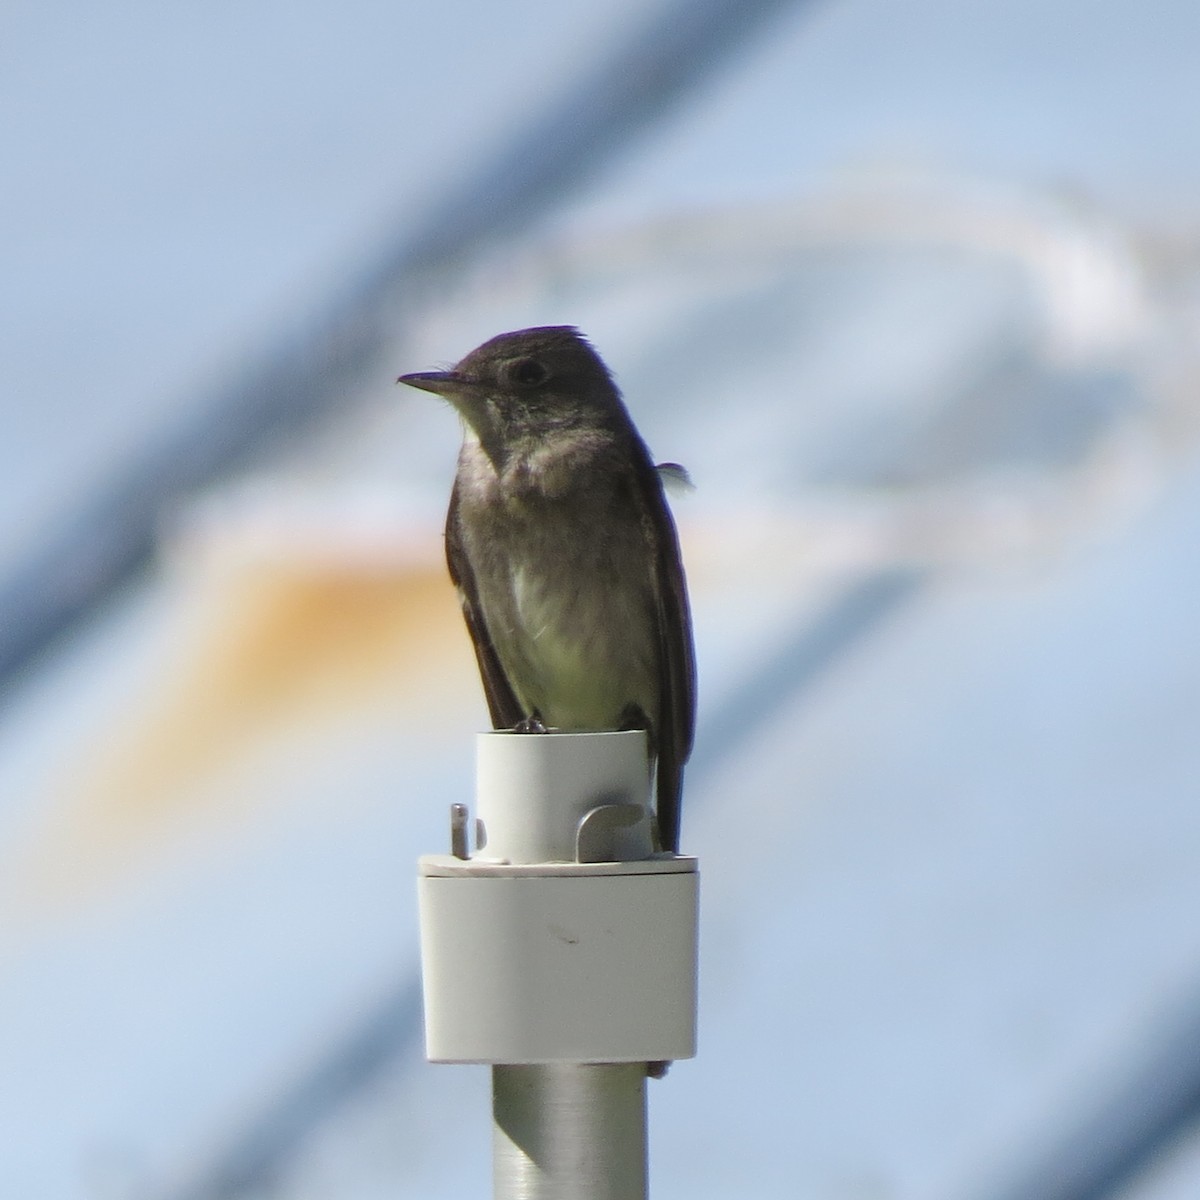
[512,712,548,734]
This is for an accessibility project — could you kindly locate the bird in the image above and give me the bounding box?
[398,326,695,854]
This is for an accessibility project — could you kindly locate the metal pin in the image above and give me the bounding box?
[450,803,470,859]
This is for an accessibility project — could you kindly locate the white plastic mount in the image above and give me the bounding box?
[417,730,699,1065]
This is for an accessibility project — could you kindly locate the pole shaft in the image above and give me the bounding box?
[493,1064,647,1200]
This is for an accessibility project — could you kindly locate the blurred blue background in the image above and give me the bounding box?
[3,2,1200,1197]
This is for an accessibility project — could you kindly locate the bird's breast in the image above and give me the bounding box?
[458,455,659,731]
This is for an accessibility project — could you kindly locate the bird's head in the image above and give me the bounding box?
[398,326,627,467]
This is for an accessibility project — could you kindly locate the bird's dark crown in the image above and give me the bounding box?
[454,326,618,407]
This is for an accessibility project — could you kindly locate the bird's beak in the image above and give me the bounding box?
[397,370,476,398]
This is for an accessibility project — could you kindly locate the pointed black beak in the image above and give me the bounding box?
[397,370,471,397]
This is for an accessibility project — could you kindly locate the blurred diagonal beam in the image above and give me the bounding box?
[688,566,927,779]
[974,991,1200,1200]
[0,0,813,693]
[170,982,425,1200]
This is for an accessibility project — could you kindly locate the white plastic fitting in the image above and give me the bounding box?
[418,730,699,1065]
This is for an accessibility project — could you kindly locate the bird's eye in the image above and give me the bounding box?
[506,357,549,388]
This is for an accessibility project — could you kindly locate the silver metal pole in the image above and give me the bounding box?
[493,1063,647,1200]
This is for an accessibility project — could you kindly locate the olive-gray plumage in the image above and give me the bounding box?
[399,326,695,853]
